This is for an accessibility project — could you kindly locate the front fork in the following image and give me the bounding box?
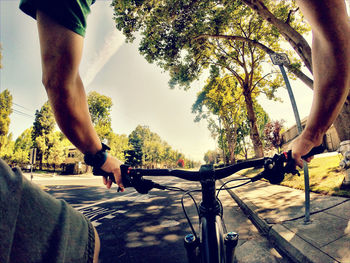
[184,164,239,263]
[224,232,239,263]
[183,230,238,263]
[184,188,238,262]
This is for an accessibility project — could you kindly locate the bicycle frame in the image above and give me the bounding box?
[185,164,237,263]
[95,146,325,263]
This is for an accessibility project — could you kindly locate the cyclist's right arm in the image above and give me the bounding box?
[293,0,350,167]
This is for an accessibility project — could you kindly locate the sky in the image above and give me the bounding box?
[0,0,316,162]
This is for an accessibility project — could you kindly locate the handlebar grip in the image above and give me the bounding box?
[301,145,325,160]
[92,167,116,183]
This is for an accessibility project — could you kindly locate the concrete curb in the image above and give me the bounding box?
[224,186,338,263]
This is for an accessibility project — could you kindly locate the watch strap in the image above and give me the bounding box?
[84,143,110,168]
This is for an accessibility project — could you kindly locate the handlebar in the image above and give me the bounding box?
[92,145,325,193]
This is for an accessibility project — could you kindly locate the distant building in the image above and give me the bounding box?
[281,117,340,152]
[63,147,91,174]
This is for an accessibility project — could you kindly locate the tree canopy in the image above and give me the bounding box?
[125,125,198,168]
[112,0,311,157]
[87,91,113,139]
[0,89,13,138]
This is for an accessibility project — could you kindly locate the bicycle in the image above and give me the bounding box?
[94,145,324,263]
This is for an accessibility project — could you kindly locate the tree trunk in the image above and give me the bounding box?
[195,34,314,90]
[224,123,237,164]
[243,0,350,142]
[242,0,312,73]
[243,86,264,158]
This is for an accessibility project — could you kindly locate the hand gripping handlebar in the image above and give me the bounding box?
[92,145,325,189]
[251,145,325,184]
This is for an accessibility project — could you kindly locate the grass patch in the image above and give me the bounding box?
[237,154,350,198]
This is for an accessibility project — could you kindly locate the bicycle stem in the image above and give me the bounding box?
[199,165,222,218]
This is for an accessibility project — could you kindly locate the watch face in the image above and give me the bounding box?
[84,145,109,167]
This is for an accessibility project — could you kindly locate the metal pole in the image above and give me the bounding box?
[279,65,311,224]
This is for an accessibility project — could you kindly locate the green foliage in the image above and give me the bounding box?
[31,101,56,167]
[32,101,55,140]
[12,128,33,164]
[15,127,33,151]
[263,120,285,153]
[0,134,14,162]
[125,125,146,166]
[112,0,305,88]
[46,132,67,167]
[113,1,306,157]
[125,125,199,168]
[0,89,14,160]
[204,149,220,164]
[109,133,130,162]
[12,148,29,165]
[0,89,13,138]
[193,71,269,163]
[87,91,113,125]
[235,120,251,159]
[87,91,113,140]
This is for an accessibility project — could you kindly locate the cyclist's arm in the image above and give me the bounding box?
[37,11,123,190]
[292,0,350,167]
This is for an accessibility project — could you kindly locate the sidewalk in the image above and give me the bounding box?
[224,175,350,263]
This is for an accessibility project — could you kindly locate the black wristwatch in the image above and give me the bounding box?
[84,143,110,168]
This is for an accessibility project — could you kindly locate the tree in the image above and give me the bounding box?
[204,149,220,164]
[31,101,55,168]
[193,67,270,163]
[46,132,67,171]
[235,120,251,159]
[0,89,13,148]
[113,0,298,157]
[12,148,29,165]
[264,120,285,153]
[12,127,33,165]
[241,0,312,73]
[109,132,130,162]
[193,71,246,163]
[15,127,33,151]
[0,134,14,163]
[32,101,55,139]
[125,126,145,166]
[87,91,113,140]
[125,125,195,168]
[241,0,350,141]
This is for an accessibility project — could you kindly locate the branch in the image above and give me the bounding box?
[193,34,314,89]
[240,0,312,73]
[251,72,275,92]
[286,8,299,25]
[194,34,274,55]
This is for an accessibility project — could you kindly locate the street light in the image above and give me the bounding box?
[270,52,312,224]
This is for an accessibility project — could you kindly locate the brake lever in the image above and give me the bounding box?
[283,153,300,176]
[120,165,161,194]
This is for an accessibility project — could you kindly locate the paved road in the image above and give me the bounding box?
[41,175,292,263]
